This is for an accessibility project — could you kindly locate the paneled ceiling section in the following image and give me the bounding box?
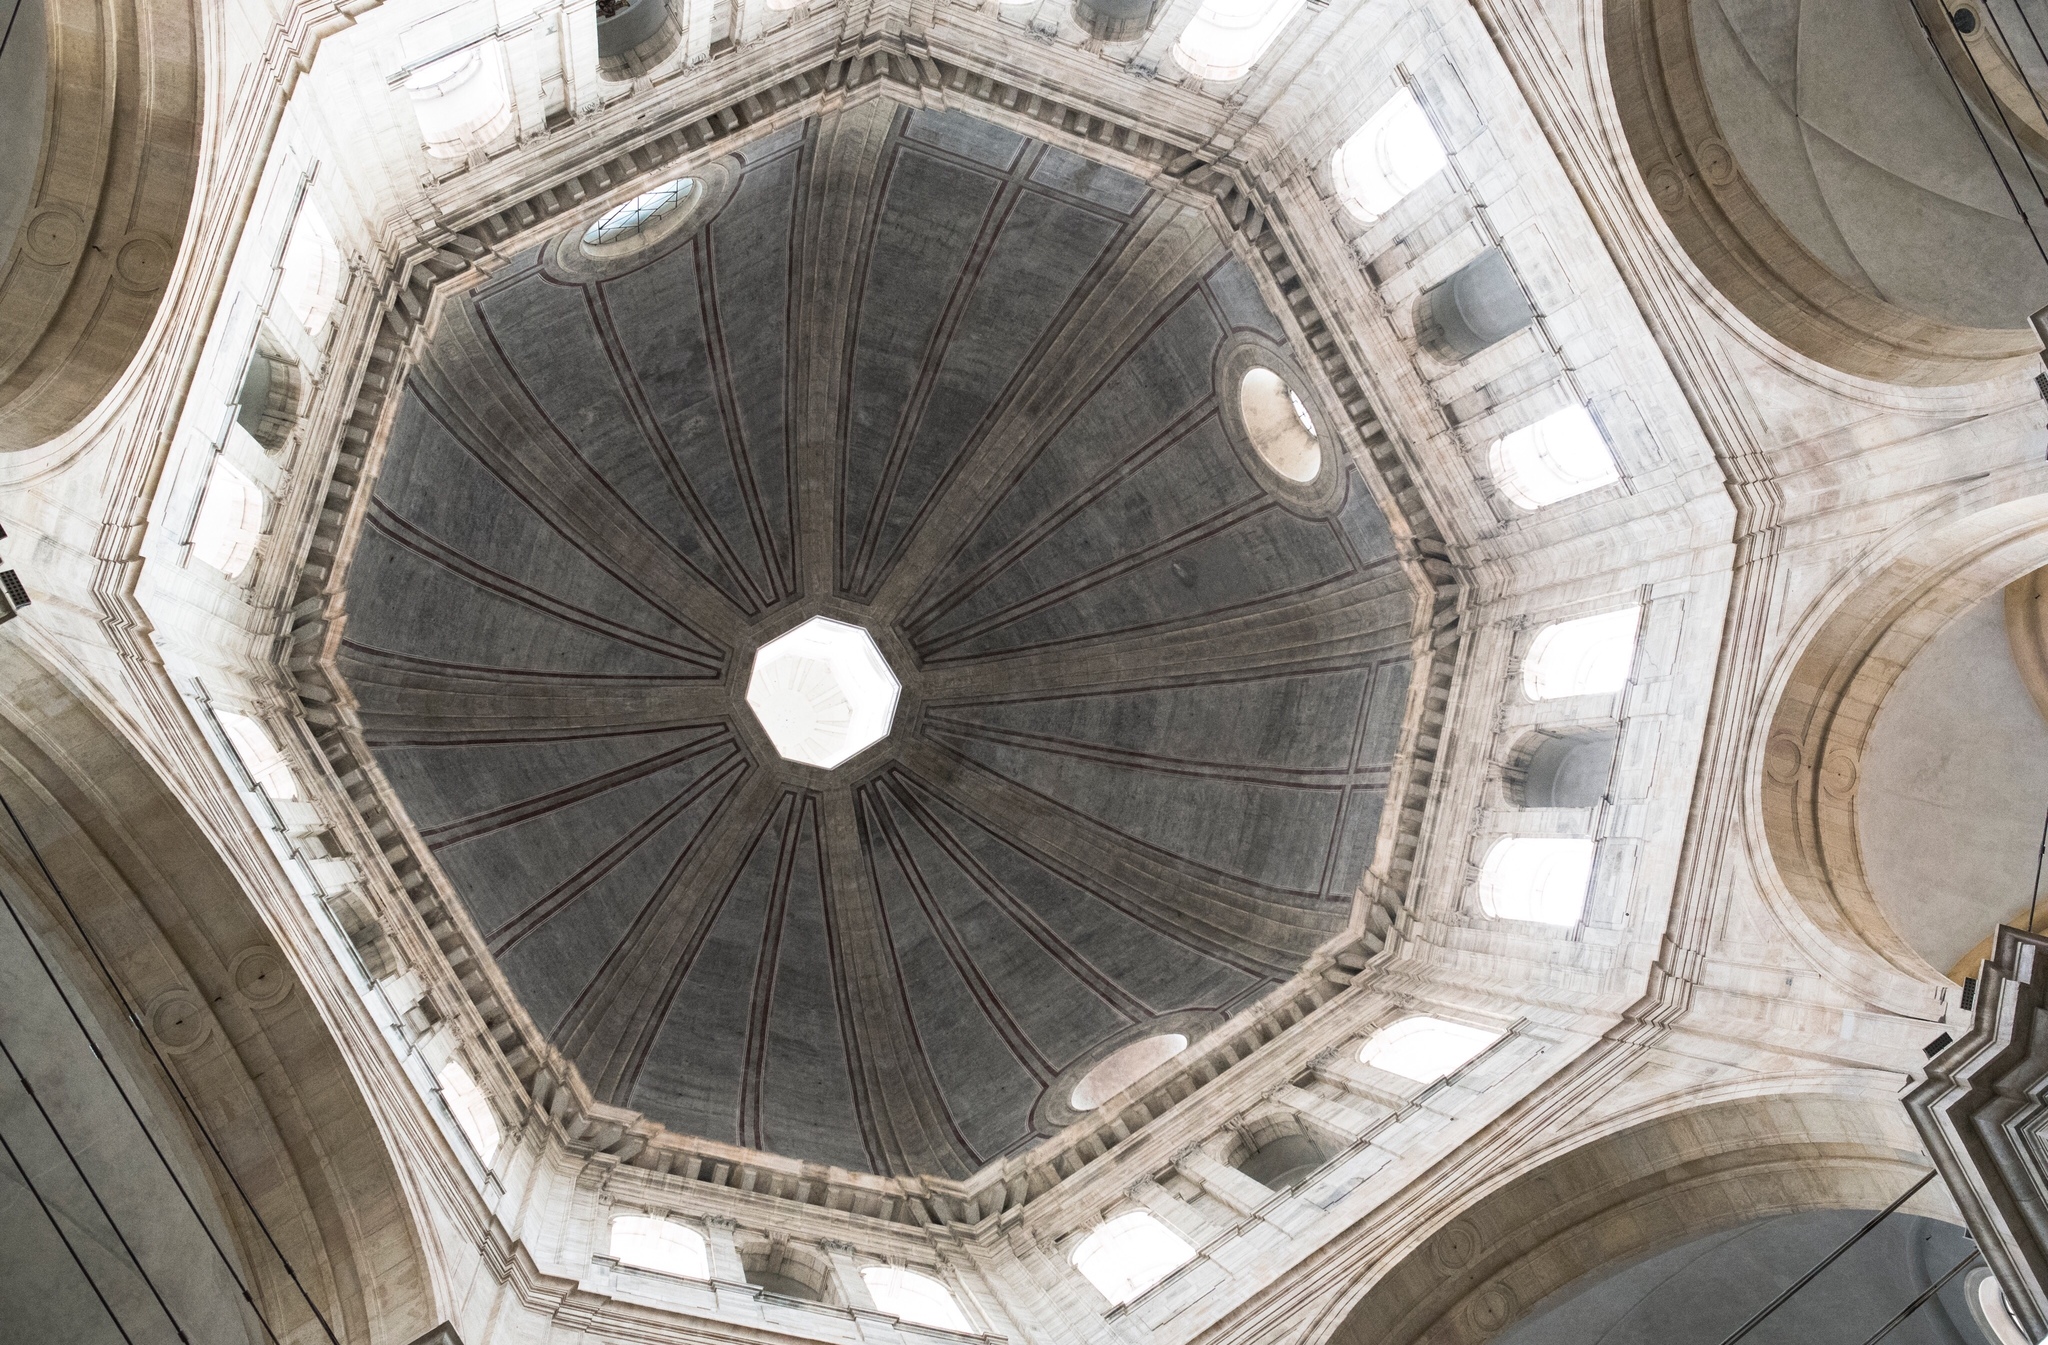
[336,102,1416,1178]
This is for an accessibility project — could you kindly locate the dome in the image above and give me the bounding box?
[333,105,1415,1178]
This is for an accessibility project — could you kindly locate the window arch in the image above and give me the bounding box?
[190,459,266,578]
[276,210,344,333]
[861,1267,973,1333]
[434,1058,501,1163]
[1070,1032,1189,1111]
[1523,607,1640,700]
[1478,837,1595,925]
[217,711,298,800]
[1332,89,1448,223]
[1489,404,1619,510]
[1171,0,1304,81]
[1070,1212,1195,1305]
[1357,1015,1502,1084]
[233,332,303,452]
[407,45,514,160]
[610,1216,710,1279]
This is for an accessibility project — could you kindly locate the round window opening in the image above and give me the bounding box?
[1239,367,1321,482]
[1069,1033,1189,1111]
[581,177,699,254]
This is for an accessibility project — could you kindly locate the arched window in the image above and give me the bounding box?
[408,45,514,160]
[190,459,266,579]
[861,1267,973,1333]
[1478,837,1595,925]
[276,210,344,333]
[1071,1033,1189,1111]
[434,1058,501,1163]
[1070,1212,1196,1305]
[1489,404,1619,510]
[1171,0,1305,81]
[1522,608,1640,700]
[610,1216,710,1279]
[1332,89,1448,223]
[583,177,698,253]
[1356,1016,1502,1084]
[217,711,298,800]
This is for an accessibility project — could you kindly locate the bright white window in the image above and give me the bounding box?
[583,178,697,250]
[407,45,514,160]
[1523,607,1639,700]
[862,1267,973,1333]
[1489,404,1620,510]
[276,210,344,333]
[1478,837,1594,925]
[1332,89,1449,222]
[217,711,298,800]
[746,617,901,769]
[1238,367,1321,482]
[610,1216,710,1279]
[1070,1033,1189,1111]
[435,1058,501,1164]
[1171,0,1306,81]
[1070,1212,1195,1305]
[1357,1016,1502,1084]
[191,458,266,578]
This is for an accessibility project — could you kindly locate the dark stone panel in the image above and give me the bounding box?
[938,730,1348,895]
[432,749,740,938]
[900,107,1024,169]
[1028,144,1151,215]
[929,668,1375,773]
[758,808,871,1172]
[1323,787,1386,900]
[896,778,1266,1011]
[479,273,759,606]
[368,395,718,656]
[630,798,800,1146]
[1332,467,1401,566]
[840,146,1008,577]
[1357,658,1411,767]
[370,727,723,834]
[865,794,1039,1161]
[1204,256,1289,341]
[871,782,1129,1066]
[853,183,1126,593]
[343,529,702,678]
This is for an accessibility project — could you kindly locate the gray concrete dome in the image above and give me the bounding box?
[334,105,1415,1178]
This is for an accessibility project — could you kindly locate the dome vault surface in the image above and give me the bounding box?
[335,102,1416,1179]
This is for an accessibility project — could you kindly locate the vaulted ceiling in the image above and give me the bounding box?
[336,101,1415,1178]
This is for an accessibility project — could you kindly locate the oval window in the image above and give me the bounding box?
[1070,1033,1189,1111]
[1239,367,1322,482]
[582,177,700,254]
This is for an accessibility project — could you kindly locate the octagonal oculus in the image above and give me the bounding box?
[746,618,901,769]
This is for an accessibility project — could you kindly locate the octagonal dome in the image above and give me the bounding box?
[332,103,1418,1179]
[746,618,900,768]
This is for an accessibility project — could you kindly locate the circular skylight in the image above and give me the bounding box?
[1239,367,1322,481]
[745,617,901,769]
[582,177,698,252]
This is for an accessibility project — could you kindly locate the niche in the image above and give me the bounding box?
[1505,727,1619,809]
[1415,247,1535,361]
[597,0,681,81]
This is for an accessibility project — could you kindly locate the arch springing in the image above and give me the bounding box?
[1332,89,1448,223]
[610,1216,710,1279]
[1478,837,1595,925]
[1523,607,1640,700]
[1171,0,1305,81]
[1070,1212,1196,1304]
[1357,1015,1502,1083]
[1490,404,1619,509]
